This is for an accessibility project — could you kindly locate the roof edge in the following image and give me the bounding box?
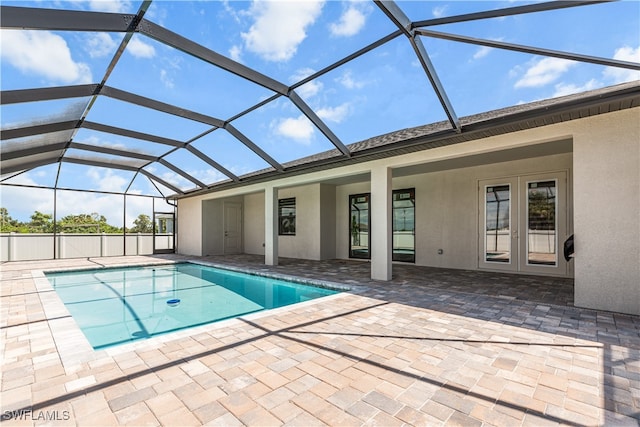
[175,80,640,199]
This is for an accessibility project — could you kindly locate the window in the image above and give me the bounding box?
[278,198,296,235]
[393,189,415,262]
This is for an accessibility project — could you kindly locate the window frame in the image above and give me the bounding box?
[349,193,371,259]
[278,197,296,236]
[392,188,416,263]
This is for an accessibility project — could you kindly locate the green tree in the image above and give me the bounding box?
[528,190,555,230]
[59,212,122,233]
[130,214,153,233]
[29,211,53,233]
[0,207,26,232]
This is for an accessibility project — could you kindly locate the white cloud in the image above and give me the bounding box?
[552,79,600,97]
[274,115,315,143]
[229,45,243,62]
[291,68,322,98]
[55,190,125,225]
[0,169,165,227]
[160,69,174,89]
[336,69,366,89]
[86,167,128,192]
[160,171,192,189]
[79,135,128,151]
[472,46,492,60]
[432,5,448,18]
[85,32,117,58]
[471,38,503,61]
[241,0,324,62]
[84,0,133,13]
[330,5,366,37]
[514,57,576,89]
[127,36,156,58]
[603,46,640,84]
[0,30,92,84]
[317,103,350,123]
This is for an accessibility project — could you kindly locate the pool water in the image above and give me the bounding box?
[46,263,339,349]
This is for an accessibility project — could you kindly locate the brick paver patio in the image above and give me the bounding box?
[1,255,638,426]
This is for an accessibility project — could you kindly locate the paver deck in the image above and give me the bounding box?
[1,255,638,426]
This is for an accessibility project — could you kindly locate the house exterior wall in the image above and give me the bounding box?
[177,107,640,315]
[202,199,223,256]
[277,184,322,260]
[177,196,202,255]
[334,153,573,271]
[243,192,265,256]
[573,108,640,315]
[319,184,337,260]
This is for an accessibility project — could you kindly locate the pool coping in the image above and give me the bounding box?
[35,259,356,371]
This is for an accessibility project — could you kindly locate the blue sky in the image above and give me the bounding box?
[1,0,639,226]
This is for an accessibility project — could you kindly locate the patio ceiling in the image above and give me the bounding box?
[1,1,639,199]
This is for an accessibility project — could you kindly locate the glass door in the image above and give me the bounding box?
[479,172,568,275]
[349,193,370,259]
[519,173,567,275]
[479,178,518,271]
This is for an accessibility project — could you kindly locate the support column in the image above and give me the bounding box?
[265,185,279,266]
[370,166,392,281]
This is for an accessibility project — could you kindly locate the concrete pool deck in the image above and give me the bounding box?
[1,255,638,426]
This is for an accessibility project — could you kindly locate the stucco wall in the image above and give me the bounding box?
[241,185,329,260]
[320,184,337,260]
[278,184,322,260]
[573,109,640,315]
[176,107,639,314]
[335,153,573,271]
[202,199,223,256]
[177,196,202,256]
[243,192,265,255]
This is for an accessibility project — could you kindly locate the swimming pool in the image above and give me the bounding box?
[46,263,340,349]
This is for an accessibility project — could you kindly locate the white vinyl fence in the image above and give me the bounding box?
[0,233,172,262]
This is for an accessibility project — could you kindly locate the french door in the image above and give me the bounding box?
[479,172,568,276]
